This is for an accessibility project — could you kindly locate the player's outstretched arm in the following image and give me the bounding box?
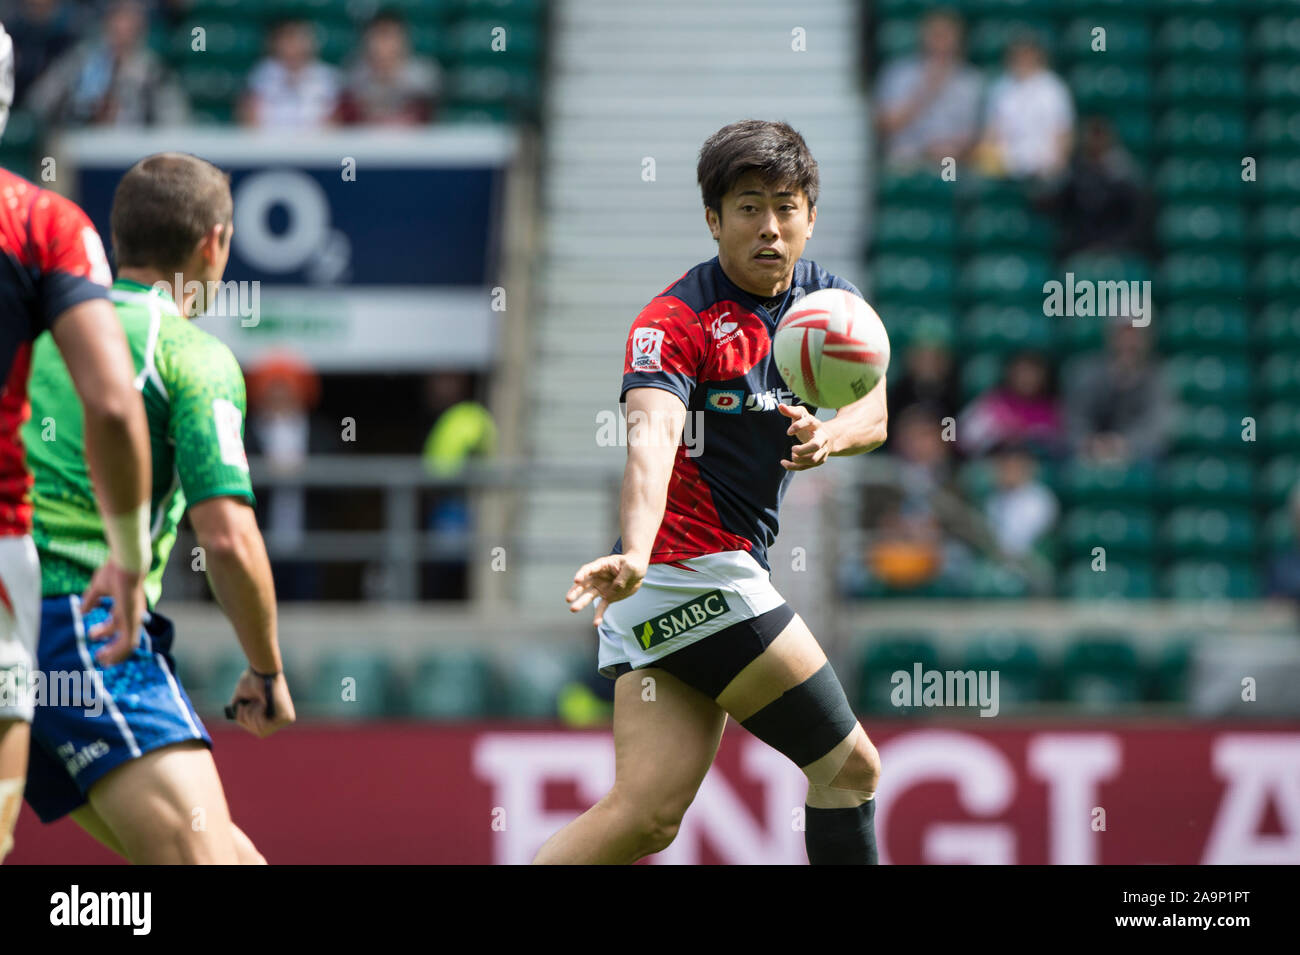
[780,373,889,471]
[189,495,295,737]
[566,386,685,625]
[50,298,152,664]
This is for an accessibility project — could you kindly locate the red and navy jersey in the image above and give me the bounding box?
[619,255,863,571]
[0,167,113,535]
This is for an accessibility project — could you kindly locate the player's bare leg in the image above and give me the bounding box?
[82,740,243,864]
[717,613,881,864]
[72,800,265,864]
[533,667,727,864]
[0,719,28,863]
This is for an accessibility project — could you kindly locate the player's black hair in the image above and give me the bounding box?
[111,152,232,272]
[697,119,820,222]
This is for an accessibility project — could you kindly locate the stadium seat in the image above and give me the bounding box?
[1057,462,1156,505]
[855,633,942,716]
[406,650,494,719]
[1156,109,1249,153]
[1171,403,1253,453]
[957,206,1055,251]
[1156,63,1246,106]
[1254,63,1300,106]
[960,304,1054,353]
[1157,202,1246,248]
[1069,63,1153,112]
[957,252,1052,304]
[1264,506,1296,551]
[1164,353,1253,402]
[872,304,957,355]
[1261,352,1300,400]
[966,19,1056,68]
[960,630,1044,708]
[1250,207,1300,249]
[1260,454,1300,506]
[1251,16,1300,59]
[1160,506,1258,558]
[172,20,263,70]
[959,351,1005,402]
[1257,156,1300,200]
[1158,251,1248,298]
[967,560,1032,599]
[1156,18,1246,61]
[875,18,919,60]
[1153,156,1247,201]
[1163,561,1262,599]
[1159,455,1256,506]
[495,647,586,718]
[306,651,398,719]
[188,652,250,717]
[1106,111,1154,160]
[1158,302,1250,352]
[1146,639,1194,703]
[1061,250,1152,285]
[871,253,956,302]
[1259,303,1300,349]
[1061,18,1151,63]
[1062,560,1157,599]
[878,172,959,207]
[1253,252,1300,298]
[1061,635,1142,708]
[873,207,957,254]
[1252,109,1300,152]
[1061,506,1157,556]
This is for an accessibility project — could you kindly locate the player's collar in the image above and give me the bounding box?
[110,278,181,317]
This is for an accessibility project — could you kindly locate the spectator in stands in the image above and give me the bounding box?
[1063,318,1175,464]
[958,350,1064,458]
[985,443,1058,559]
[1043,115,1154,260]
[7,0,81,108]
[25,0,188,127]
[1266,484,1300,625]
[974,34,1073,180]
[336,9,442,126]
[244,353,331,600]
[874,8,983,169]
[239,18,339,129]
[886,321,962,441]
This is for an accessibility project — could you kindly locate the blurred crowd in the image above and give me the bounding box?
[4,0,444,129]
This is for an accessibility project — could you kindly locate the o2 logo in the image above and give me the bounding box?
[232,170,351,284]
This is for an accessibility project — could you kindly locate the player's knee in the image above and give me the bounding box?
[608,788,689,856]
[835,736,881,794]
[637,805,686,856]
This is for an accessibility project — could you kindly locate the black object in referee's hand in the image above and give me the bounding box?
[224,668,277,721]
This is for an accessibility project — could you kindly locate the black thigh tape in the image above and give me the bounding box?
[650,602,796,699]
[740,661,858,768]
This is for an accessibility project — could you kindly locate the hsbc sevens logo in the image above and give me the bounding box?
[631,328,665,371]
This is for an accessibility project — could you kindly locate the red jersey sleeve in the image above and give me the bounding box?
[620,296,707,407]
[28,190,113,333]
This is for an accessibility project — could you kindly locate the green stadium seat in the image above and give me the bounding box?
[872,304,957,354]
[960,304,1055,353]
[1258,156,1300,200]
[875,18,919,60]
[178,64,245,110]
[1254,63,1300,105]
[446,19,541,64]
[315,19,357,65]
[406,650,494,719]
[959,351,1005,402]
[1259,454,1300,506]
[871,254,956,302]
[1156,18,1246,60]
[1158,251,1248,298]
[1070,63,1153,112]
[1250,207,1300,249]
[1259,303,1300,349]
[306,651,397,719]
[1153,156,1247,200]
[1062,18,1151,62]
[873,207,957,253]
[440,103,513,124]
[1172,403,1252,453]
[187,653,252,716]
[1106,111,1154,159]
[1146,639,1194,703]
[1261,352,1300,400]
[1063,560,1157,599]
[1057,462,1156,505]
[1159,302,1250,352]
[0,110,39,153]
[958,459,999,503]
[957,206,1055,251]
[1252,109,1300,152]
[1264,506,1297,551]
[878,172,959,207]
[1160,506,1257,558]
[1165,353,1253,402]
[1156,63,1247,105]
[1061,635,1142,707]
[1258,401,1300,452]
[495,648,585,719]
[961,630,1044,707]
[1157,109,1249,153]
[1157,202,1246,248]
[967,560,1033,599]
[966,19,1056,67]
[855,633,942,715]
[1062,506,1157,556]
[957,252,1052,303]
[1062,251,1152,284]
[1160,456,1256,505]
[1254,252,1300,299]
[1163,561,1262,599]
[172,21,263,69]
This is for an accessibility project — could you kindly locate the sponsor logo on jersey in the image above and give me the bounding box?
[631,327,665,371]
[711,311,742,345]
[705,388,744,414]
[746,386,800,412]
[635,589,729,650]
[57,738,110,777]
[213,398,249,471]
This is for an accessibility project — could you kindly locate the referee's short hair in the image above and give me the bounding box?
[111,152,232,272]
[697,120,820,221]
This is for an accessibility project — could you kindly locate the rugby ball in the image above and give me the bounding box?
[773,288,890,409]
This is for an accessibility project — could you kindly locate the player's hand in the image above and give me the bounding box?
[566,554,647,626]
[81,561,148,666]
[779,403,835,471]
[227,669,296,738]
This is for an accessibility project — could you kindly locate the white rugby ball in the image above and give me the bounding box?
[773,288,890,409]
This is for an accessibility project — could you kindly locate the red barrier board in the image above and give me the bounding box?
[10,722,1300,864]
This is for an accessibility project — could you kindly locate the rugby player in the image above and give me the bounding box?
[22,153,295,863]
[0,22,153,863]
[540,120,888,865]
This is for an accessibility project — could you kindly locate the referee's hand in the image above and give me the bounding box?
[567,554,647,626]
[226,669,296,738]
[81,561,147,666]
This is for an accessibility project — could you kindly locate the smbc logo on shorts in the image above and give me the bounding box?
[635,590,729,650]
